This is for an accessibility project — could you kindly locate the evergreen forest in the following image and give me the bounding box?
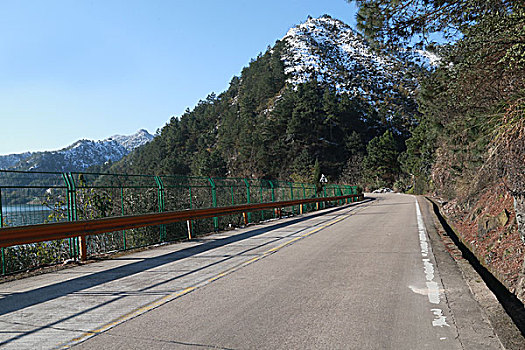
[108,30,419,188]
[109,0,524,206]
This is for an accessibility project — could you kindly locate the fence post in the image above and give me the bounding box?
[65,173,86,261]
[62,173,74,259]
[63,173,78,259]
[69,173,85,260]
[260,182,265,221]
[208,178,219,231]
[289,182,295,215]
[154,176,166,242]
[269,180,276,218]
[243,179,251,224]
[280,184,285,216]
[0,188,5,275]
[188,184,194,238]
[316,185,320,211]
[120,187,126,249]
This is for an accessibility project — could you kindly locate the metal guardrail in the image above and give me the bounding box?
[0,194,363,260]
[0,170,361,273]
[0,192,362,244]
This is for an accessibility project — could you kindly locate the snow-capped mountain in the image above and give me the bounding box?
[105,129,154,152]
[0,152,32,170]
[0,129,154,172]
[281,15,419,121]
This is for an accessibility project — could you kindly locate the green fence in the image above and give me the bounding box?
[0,170,358,275]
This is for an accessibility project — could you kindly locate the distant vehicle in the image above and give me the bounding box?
[372,188,394,193]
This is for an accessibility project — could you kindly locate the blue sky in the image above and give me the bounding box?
[0,0,358,155]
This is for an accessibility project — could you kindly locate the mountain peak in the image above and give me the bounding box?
[282,15,391,90]
[106,129,154,152]
[281,15,418,121]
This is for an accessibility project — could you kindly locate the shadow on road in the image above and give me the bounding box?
[0,201,366,317]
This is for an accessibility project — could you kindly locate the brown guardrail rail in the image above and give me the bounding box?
[0,194,363,259]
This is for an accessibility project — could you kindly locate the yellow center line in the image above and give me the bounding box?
[60,210,354,348]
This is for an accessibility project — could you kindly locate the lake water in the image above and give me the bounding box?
[1,205,53,227]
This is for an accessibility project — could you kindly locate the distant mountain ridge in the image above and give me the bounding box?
[0,129,154,172]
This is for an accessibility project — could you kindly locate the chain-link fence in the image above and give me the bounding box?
[0,170,358,275]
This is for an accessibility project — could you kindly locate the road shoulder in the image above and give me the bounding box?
[417,196,524,349]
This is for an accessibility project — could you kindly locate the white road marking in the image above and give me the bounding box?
[431,309,450,327]
[415,198,450,327]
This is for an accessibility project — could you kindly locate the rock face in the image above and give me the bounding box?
[514,195,525,302]
[442,184,525,300]
[514,195,525,243]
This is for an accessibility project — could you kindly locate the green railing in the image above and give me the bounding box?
[0,170,359,275]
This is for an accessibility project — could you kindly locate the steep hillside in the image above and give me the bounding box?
[113,16,421,182]
[0,153,32,170]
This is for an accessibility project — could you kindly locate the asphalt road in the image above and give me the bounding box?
[0,196,371,349]
[72,194,503,349]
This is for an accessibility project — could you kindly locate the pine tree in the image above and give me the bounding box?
[363,131,401,188]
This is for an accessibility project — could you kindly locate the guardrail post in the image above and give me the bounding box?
[155,176,166,242]
[208,178,219,231]
[300,184,306,214]
[243,179,251,224]
[186,220,192,239]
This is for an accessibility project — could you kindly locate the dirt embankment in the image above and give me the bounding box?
[439,182,525,302]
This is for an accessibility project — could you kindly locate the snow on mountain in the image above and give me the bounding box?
[0,152,32,170]
[281,15,419,121]
[0,129,154,171]
[105,129,154,152]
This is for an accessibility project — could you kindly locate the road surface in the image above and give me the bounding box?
[0,194,504,349]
